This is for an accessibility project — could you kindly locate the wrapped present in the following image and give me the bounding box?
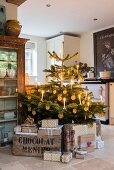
[75,150,87,159]
[51,151,61,162]
[64,123,96,147]
[14,125,21,133]
[96,120,101,137]
[41,119,58,128]
[96,140,104,149]
[43,151,61,162]
[38,125,63,136]
[21,124,38,133]
[44,151,52,161]
[96,136,104,149]
[78,134,95,153]
[61,152,72,163]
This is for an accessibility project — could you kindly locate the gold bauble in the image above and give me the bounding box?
[84,107,88,111]
[88,124,94,128]
[27,96,31,100]
[38,102,42,106]
[31,90,35,93]
[71,95,76,100]
[67,70,70,75]
[32,110,36,115]
[58,96,62,101]
[53,90,57,94]
[73,109,77,114]
[28,107,31,112]
[63,90,67,94]
[38,89,41,92]
[46,105,50,110]
[52,76,56,80]
[82,100,85,105]
[60,72,64,76]
[56,58,60,62]
[58,113,64,119]
[88,114,92,118]
[98,112,105,118]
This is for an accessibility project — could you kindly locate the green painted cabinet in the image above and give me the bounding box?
[0,35,27,144]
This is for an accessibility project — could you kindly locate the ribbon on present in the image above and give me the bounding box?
[61,152,72,163]
[79,141,95,148]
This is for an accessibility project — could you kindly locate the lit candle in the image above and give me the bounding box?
[71,79,74,89]
[16,88,18,92]
[100,95,103,102]
[85,86,88,97]
[61,76,63,87]
[63,97,66,109]
[41,90,44,101]
[78,94,81,105]
[77,64,79,73]
[77,78,80,84]
[87,102,90,110]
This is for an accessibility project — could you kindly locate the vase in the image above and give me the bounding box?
[6,68,16,78]
[5,20,22,37]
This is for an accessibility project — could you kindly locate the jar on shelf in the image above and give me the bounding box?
[5,20,22,37]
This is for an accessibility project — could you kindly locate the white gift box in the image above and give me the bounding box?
[43,151,61,162]
[96,140,104,149]
[61,152,72,163]
[42,119,58,128]
[14,125,21,133]
[44,151,52,161]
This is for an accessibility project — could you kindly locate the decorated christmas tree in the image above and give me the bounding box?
[18,51,106,125]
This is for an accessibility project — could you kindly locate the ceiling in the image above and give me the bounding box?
[18,0,114,38]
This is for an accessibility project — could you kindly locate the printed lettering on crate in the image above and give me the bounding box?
[12,133,61,157]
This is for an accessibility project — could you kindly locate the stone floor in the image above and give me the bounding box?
[0,125,114,170]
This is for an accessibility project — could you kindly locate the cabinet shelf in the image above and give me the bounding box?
[0,118,17,123]
[0,109,17,112]
[0,77,17,81]
[0,60,17,62]
[0,95,17,99]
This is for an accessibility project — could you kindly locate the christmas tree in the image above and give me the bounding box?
[18,51,106,125]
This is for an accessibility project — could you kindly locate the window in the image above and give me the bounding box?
[25,41,37,76]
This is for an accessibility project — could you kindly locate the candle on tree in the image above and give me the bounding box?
[78,94,81,105]
[70,79,74,89]
[63,97,66,109]
[100,95,103,102]
[41,90,44,101]
[77,64,79,73]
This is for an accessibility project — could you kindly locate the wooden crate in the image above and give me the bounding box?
[12,133,61,157]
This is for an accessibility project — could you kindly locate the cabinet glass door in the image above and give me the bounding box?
[0,49,18,144]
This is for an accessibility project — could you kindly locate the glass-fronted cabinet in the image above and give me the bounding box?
[0,35,27,144]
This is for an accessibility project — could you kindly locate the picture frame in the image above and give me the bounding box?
[93,27,114,78]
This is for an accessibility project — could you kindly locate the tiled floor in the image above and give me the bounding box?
[0,125,114,170]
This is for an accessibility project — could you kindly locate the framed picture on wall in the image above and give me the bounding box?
[94,27,114,78]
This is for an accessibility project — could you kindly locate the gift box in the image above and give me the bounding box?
[51,151,61,162]
[21,124,38,133]
[43,151,61,162]
[96,140,104,149]
[96,136,104,149]
[44,151,52,161]
[78,134,95,153]
[41,119,58,128]
[64,123,96,147]
[14,125,21,133]
[75,150,87,159]
[61,152,72,163]
[38,125,63,136]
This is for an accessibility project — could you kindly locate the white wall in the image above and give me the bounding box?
[80,32,94,67]
[20,34,46,84]
[0,0,17,20]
